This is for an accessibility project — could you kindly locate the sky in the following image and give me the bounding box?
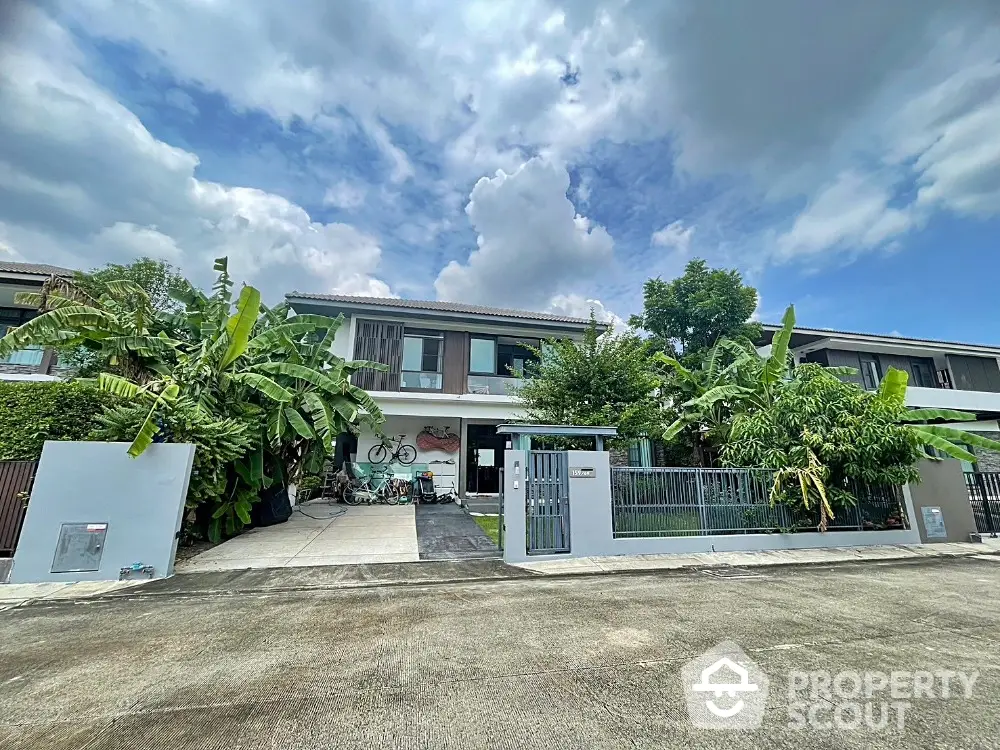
[1,1,999,343]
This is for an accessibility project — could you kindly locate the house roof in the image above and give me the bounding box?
[286,292,605,328]
[0,261,75,277]
[759,323,1000,357]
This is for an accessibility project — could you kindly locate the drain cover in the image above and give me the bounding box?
[700,566,762,579]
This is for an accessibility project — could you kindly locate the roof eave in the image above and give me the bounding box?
[285,294,607,332]
[761,325,1000,358]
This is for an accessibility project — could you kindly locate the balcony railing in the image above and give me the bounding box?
[467,374,518,396]
[400,371,442,390]
[0,346,44,367]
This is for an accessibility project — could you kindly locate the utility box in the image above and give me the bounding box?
[51,523,109,573]
[10,441,194,584]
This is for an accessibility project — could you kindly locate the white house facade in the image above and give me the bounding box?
[758,324,1000,470]
[285,293,605,498]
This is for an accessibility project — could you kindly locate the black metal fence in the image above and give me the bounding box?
[964,471,1000,537]
[610,467,908,539]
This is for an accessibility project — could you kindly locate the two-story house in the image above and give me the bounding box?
[285,293,605,497]
[0,261,74,380]
[758,324,1000,471]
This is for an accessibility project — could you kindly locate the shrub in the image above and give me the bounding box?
[93,399,256,539]
[0,381,116,460]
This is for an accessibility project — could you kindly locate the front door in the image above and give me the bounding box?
[466,424,506,494]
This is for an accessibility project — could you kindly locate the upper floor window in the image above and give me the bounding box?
[401,329,443,390]
[0,308,44,366]
[859,355,881,391]
[469,336,539,376]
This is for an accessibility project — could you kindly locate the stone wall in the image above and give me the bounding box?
[974,431,1000,473]
[609,446,629,467]
[0,363,40,376]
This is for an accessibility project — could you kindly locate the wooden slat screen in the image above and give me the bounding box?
[352,319,404,391]
[0,461,36,555]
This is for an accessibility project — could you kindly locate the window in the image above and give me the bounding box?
[0,310,44,366]
[401,330,443,389]
[470,336,539,376]
[469,337,496,374]
[910,362,935,389]
[859,355,881,391]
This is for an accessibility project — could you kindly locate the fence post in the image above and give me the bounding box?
[695,471,708,533]
[975,472,997,537]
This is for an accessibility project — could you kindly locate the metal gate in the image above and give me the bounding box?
[965,471,1000,537]
[526,451,570,554]
[0,461,37,555]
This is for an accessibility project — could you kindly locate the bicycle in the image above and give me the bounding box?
[368,434,417,465]
[344,467,408,505]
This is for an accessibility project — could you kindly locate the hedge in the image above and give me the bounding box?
[0,381,116,460]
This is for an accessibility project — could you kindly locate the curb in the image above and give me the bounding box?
[5,547,997,607]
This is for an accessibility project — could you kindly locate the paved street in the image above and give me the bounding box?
[2,557,999,749]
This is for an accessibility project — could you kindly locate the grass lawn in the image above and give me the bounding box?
[472,514,500,545]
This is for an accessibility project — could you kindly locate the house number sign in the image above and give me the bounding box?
[570,467,596,478]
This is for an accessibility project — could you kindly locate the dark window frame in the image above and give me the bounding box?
[468,334,540,376]
[401,328,445,392]
[859,354,881,391]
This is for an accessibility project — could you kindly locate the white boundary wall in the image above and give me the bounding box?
[502,450,921,564]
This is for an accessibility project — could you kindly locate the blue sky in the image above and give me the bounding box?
[1,1,998,344]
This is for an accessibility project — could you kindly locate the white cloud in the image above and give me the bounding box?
[776,172,918,259]
[323,181,367,211]
[0,12,392,301]
[434,157,614,310]
[547,293,627,332]
[7,0,1000,297]
[650,220,694,254]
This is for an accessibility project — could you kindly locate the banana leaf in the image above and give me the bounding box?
[912,425,1000,455]
[877,367,909,408]
[284,407,315,439]
[230,372,294,403]
[908,427,977,463]
[220,285,262,369]
[302,392,334,454]
[898,408,976,423]
[763,304,794,386]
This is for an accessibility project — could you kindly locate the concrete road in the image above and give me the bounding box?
[2,558,999,749]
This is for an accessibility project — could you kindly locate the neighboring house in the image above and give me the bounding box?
[758,324,1000,471]
[285,293,606,497]
[0,261,75,381]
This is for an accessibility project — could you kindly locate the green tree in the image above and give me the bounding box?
[75,257,186,315]
[662,304,1000,527]
[514,317,662,445]
[630,259,761,359]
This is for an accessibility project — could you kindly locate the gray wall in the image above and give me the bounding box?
[10,441,194,583]
[810,349,936,390]
[948,355,1000,393]
[909,458,979,543]
[502,451,920,563]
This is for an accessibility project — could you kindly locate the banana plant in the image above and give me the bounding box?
[877,368,1000,463]
[658,304,797,445]
[246,303,387,480]
[0,276,179,382]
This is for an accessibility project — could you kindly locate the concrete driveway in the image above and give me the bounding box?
[178,502,419,571]
[2,557,999,748]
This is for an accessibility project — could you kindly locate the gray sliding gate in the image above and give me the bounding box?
[526,450,570,554]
